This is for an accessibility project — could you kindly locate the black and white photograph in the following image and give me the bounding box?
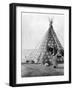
[21,13,64,77]
[10,3,71,86]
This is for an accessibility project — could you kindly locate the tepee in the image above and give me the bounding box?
[37,19,64,64]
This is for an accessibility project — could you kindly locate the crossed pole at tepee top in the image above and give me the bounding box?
[48,17,54,26]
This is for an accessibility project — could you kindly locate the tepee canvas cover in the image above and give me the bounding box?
[37,20,64,63]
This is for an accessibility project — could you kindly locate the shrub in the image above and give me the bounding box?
[31,60,35,64]
[26,60,29,63]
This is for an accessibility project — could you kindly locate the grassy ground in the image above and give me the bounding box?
[21,63,64,77]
